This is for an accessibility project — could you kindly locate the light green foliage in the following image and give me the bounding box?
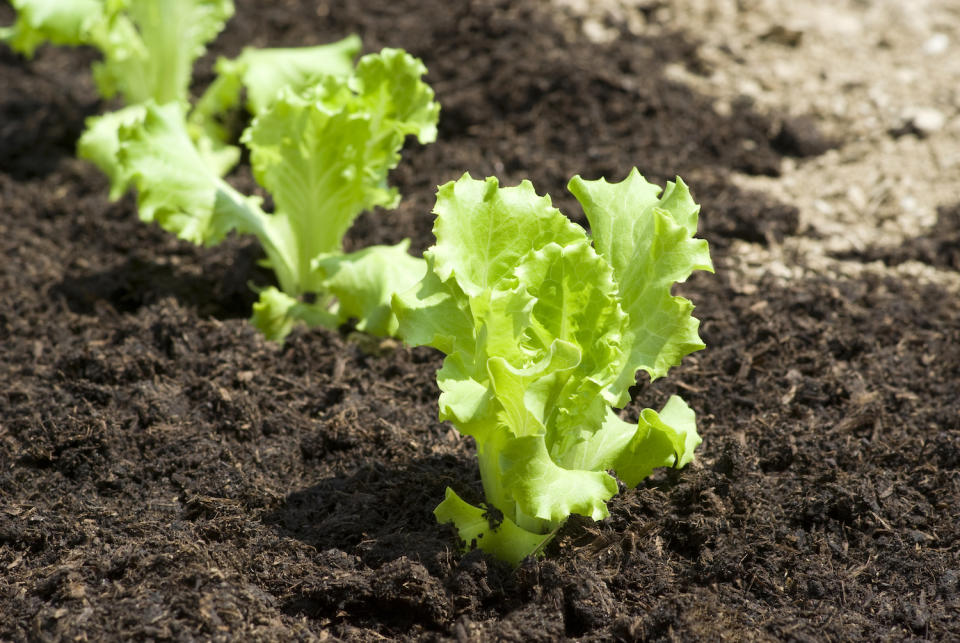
[115,50,439,340]
[5,0,237,194]
[569,171,714,398]
[2,0,234,104]
[4,2,366,198]
[77,33,365,202]
[90,0,234,105]
[76,104,149,200]
[314,241,427,337]
[111,101,259,245]
[4,3,438,341]
[192,35,362,126]
[187,34,361,167]
[394,171,713,565]
[249,286,338,344]
[0,0,105,56]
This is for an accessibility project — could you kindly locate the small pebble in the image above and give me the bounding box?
[940,570,958,596]
[923,33,949,55]
[813,199,834,216]
[900,195,918,213]
[906,107,946,135]
[581,18,615,44]
[846,185,867,211]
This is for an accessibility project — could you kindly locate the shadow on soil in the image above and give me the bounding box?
[0,47,101,179]
[262,456,464,568]
[53,243,270,320]
[262,456,475,631]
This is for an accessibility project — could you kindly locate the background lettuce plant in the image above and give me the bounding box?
[116,49,439,340]
[394,171,713,565]
[2,0,364,192]
[2,0,234,105]
[3,1,439,341]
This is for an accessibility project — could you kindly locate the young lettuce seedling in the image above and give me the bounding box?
[393,171,713,565]
[2,0,234,105]
[115,49,439,341]
[4,2,439,342]
[4,0,237,182]
[1,0,363,194]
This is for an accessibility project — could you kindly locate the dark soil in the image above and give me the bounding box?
[2,0,958,640]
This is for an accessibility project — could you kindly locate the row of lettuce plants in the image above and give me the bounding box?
[4,0,712,565]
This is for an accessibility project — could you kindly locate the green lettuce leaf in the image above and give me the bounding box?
[240,47,438,297]
[313,241,426,337]
[250,286,338,343]
[78,102,239,201]
[393,255,476,356]
[5,0,235,105]
[434,487,553,568]
[500,434,618,524]
[1,0,103,55]
[568,169,714,402]
[429,175,582,298]
[77,104,148,199]
[562,395,701,487]
[114,101,263,246]
[7,0,242,186]
[90,0,234,105]
[350,47,439,145]
[188,35,361,166]
[192,34,361,125]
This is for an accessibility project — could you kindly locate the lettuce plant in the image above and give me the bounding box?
[1,0,364,191]
[4,1,439,341]
[115,49,439,340]
[393,171,713,565]
[2,0,234,105]
[3,0,234,180]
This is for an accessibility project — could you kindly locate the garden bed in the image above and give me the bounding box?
[1,0,958,639]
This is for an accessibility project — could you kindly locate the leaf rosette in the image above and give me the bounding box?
[394,170,713,564]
